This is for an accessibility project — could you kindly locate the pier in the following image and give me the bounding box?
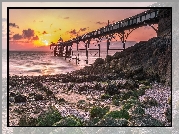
[50,9,170,64]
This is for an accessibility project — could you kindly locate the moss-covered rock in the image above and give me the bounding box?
[101,93,111,99]
[104,109,130,120]
[37,106,62,126]
[112,99,120,106]
[90,106,110,119]
[129,114,164,126]
[53,116,82,126]
[18,115,38,126]
[105,83,119,95]
[97,117,129,126]
[165,107,171,122]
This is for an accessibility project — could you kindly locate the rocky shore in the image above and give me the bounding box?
[9,35,171,126]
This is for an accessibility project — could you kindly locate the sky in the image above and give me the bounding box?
[2,2,158,51]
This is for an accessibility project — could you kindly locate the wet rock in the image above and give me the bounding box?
[14,95,27,103]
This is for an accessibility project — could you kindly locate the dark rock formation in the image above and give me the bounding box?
[158,9,172,37]
[34,94,43,101]
[15,95,27,103]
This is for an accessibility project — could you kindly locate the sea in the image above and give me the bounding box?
[4,41,137,77]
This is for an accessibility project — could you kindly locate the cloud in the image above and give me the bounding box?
[50,23,53,27]
[2,18,7,22]
[68,29,78,36]
[42,31,47,34]
[64,17,69,19]
[13,34,23,40]
[39,20,43,22]
[59,28,61,31]
[9,23,19,28]
[67,27,89,37]
[79,27,87,32]
[32,35,39,40]
[22,28,35,39]
[33,20,36,22]
[96,21,107,25]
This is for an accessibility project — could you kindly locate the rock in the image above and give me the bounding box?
[123,80,139,89]
[90,106,110,119]
[77,100,87,109]
[37,106,62,126]
[34,94,43,101]
[97,117,129,126]
[104,109,130,120]
[9,92,16,97]
[142,97,158,107]
[53,116,82,126]
[101,93,110,99]
[128,105,145,116]
[105,83,119,96]
[168,96,171,105]
[93,58,105,66]
[18,115,38,126]
[14,95,27,103]
[58,98,66,103]
[165,107,171,122]
[9,97,15,103]
[121,91,134,100]
[105,55,113,63]
[129,114,164,126]
[133,73,145,81]
[113,99,120,106]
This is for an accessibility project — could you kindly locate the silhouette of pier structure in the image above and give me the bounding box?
[50,9,162,64]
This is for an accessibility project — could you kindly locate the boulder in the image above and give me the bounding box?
[34,94,43,101]
[93,58,105,66]
[14,95,27,103]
